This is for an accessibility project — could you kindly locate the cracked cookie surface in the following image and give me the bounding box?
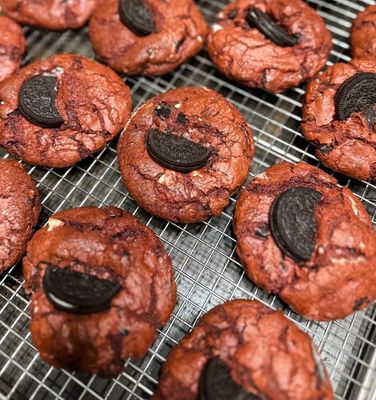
[23,206,177,377]
[0,16,25,84]
[0,0,98,30]
[302,59,376,181]
[89,0,208,76]
[351,5,376,60]
[152,300,333,400]
[118,86,254,223]
[0,54,132,168]
[0,159,40,274]
[207,0,332,93]
[234,162,376,321]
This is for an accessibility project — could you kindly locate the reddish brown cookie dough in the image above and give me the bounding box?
[234,162,376,321]
[302,59,376,181]
[0,159,40,274]
[351,5,376,60]
[0,16,25,83]
[89,0,209,76]
[0,54,132,168]
[207,0,332,93]
[0,0,98,30]
[118,87,254,223]
[153,300,333,400]
[23,206,176,377]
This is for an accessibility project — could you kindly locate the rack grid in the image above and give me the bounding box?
[0,0,375,399]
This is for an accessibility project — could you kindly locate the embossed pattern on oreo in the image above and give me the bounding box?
[43,265,121,314]
[146,128,211,172]
[18,74,64,128]
[246,8,299,47]
[270,187,322,261]
[335,72,376,127]
[119,0,156,36]
[199,357,260,400]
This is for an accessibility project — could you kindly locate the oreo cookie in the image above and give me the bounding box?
[154,103,171,119]
[199,357,260,400]
[118,0,156,37]
[18,74,64,128]
[335,72,376,127]
[146,128,211,172]
[270,187,322,262]
[246,8,298,47]
[43,265,121,314]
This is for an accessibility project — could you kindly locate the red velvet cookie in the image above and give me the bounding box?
[23,206,176,376]
[207,0,332,93]
[89,0,208,76]
[351,5,376,60]
[234,162,376,321]
[0,0,98,30]
[153,300,333,400]
[118,86,254,223]
[0,159,40,273]
[0,16,25,83]
[302,59,376,181]
[0,54,132,168]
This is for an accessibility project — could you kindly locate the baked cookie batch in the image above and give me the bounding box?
[0,0,375,398]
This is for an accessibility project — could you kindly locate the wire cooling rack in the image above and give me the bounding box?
[0,0,375,399]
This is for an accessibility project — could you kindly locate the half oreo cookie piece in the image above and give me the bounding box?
[146,128,211,173]
[199,357,261,400]
[270,187,322,262]
[19,74,64,128]
[119,0,156,36]
[246,8,299,47]
[43,265,121,314]
[335,72,376,127]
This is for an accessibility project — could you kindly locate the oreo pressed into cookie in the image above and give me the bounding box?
[335,72,376,127]
[146,128,211,172]
[118,0,156,36]
[43,265,121,314]
[246,8,299,47]
[199,357,260,400]
[270,187,322,261]
[18,74,64,128]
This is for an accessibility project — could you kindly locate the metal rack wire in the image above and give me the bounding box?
[0,0,375,399]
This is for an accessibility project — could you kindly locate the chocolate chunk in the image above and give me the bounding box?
[246,8,299,47]
[255,225,269,238]
[155,103,171,118]
[228,9,238,19]
[199,357,260,400]
[43,265,121,314]
[18,74,64,128]
[118,0,156,37]
[177,112,188,124]
[353,297,368,311]
[335,72,376,126]
[270,187,322,261]
[317,144,332,155]
[146,128,211,172]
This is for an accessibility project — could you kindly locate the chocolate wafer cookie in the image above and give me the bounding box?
[234,162,376,321]
[0,16,25,83]
[23,206,177,376]
[118,86,254,223]
[0,54,132,168]
[0,0,98,30]
[0,159,40,273]
[207,0,332,93]
[302,59,376,180]
[351,5,376,60]
[89,0,208,76]
[153,300,333,400]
